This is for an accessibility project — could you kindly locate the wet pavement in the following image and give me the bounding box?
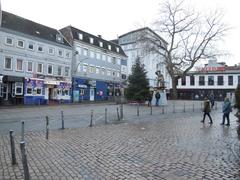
[0,101,240,179]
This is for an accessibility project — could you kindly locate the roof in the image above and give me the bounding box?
[60,26,127,57]
[1,11,71,47]
[118,27,168,45]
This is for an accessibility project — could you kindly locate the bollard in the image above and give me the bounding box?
[105,108,107,124]
[45,116,49,140]
[162,106,165,114]
[193,102,195,112]
[150,105,152,115]
[120,104,123,120]
[61,111,64,130]
[215,102,217,110]
[9,130,16,165]
[137,104,140,116]
[173,103,175,113]
[90,110,93,127]
[21,121,25,141]
[20,141,30,180]
[183,102,186,113]
[117,107,120,121]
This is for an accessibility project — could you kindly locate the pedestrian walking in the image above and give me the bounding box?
[147,91,153,107]
[220,97,232,126]
[201,97,213,124]
[155,91,161,106]
[210,94,215,108]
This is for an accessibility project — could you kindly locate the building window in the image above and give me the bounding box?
[36,88,42,95]
[66,52,71,58]
[199,76,205,86]
[48,48,54,55]
[58,49,63,57]
[83,48,88,56]
[28,43,34,50]
[17,40,24,48]
[208,76,214,86]
[108,45,111,50]
[16,59,23,71]
[96,67,100,74]
[228,76,233,86]
[117,71,120,77]
[90,51,95,58]
[4,57,12,70]
[15,82,23,95]
[37,63,43,74]
[38,45,43,52]
[112,57,116,64]
[107,56,111,63]
[27,61,33,72]
[181,76,186,86]
[96,52,101,60]
[117,58,121,65]
[5,37,13,46]
[57,66,62,76]
[107,69,111,76]
[101,67,105,75]
[64,67,70,76]
[217,76,224,86]
[56,34,63,43]
[99,41,103,47]
[190,76,195,86]
[89,37,94,44]
[102,54,106,61]
[26,87,33,95]
[89,66,95,73]
[116,47,119,52]
[48,64,53,75]
[112,70,116,77]
[78,33,83,40]
[83,64,88,72]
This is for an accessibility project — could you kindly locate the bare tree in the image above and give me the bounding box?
[140,0,229,99]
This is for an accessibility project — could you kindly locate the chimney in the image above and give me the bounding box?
[98,35,102,38]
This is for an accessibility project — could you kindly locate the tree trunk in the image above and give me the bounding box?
[171,77,178,100]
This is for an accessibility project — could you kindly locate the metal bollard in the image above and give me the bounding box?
[183,102,186,113]
[162,106,165,114]
[150,105,152,115]
[45,116,49,140]
[61,111,64,130]
[21,121,25,141]
[105,108,107,124]
[215,102,218,110]
[173,103,175,113]
[117,107,120,121]
[9,130,16,165]
[20,141,30,180]
[120,104,123,120]
[137,104,140,116]
[90,110,93,127]
[193,102,195,112]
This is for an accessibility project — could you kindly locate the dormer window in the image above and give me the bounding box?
[56,34,63,43]
[90,37,94,44]
[99,41,103,47]
[116,47,119,52]
[108,45,111,50]
[35,31,40,35]
[78,33,83,40]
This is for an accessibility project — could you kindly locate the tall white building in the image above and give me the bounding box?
[117,27,170,89]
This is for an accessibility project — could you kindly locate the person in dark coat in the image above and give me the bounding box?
[221,97,232,126]
[201,97,213,124]
[147,91,153,107]
[155,91,161,106]
[210,94,215,108]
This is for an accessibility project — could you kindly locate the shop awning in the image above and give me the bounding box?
[2,75,24,83]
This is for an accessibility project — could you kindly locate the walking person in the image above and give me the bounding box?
[147,91,153,107]
[210,94,215,109]
[201,97,213,124]
[221,97,232,126]
[155,91,161,106]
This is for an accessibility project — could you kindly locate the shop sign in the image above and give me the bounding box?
[88,80,96,87]
[78,84,88,88]
[45,80,60,85]
[196,66,225,72]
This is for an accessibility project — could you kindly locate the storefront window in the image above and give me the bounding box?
[26,87,32,95]
[36,88,42,95]
[15,82,23,95]
[0,84,3,97]
[62,89,69,96]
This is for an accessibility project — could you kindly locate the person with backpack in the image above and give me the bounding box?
[155,91,161,106]
[147,91,153,107]
[201,97,213,124]
[221,97,232,126]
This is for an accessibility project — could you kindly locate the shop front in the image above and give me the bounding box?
[1,75,24,105]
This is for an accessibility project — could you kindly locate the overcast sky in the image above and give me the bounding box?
[1,0,240,65]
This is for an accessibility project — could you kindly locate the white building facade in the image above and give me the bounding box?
[118,27,171,90]
[176,60,240,101]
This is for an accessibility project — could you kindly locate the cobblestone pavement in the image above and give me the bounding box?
[0,102,240,179]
